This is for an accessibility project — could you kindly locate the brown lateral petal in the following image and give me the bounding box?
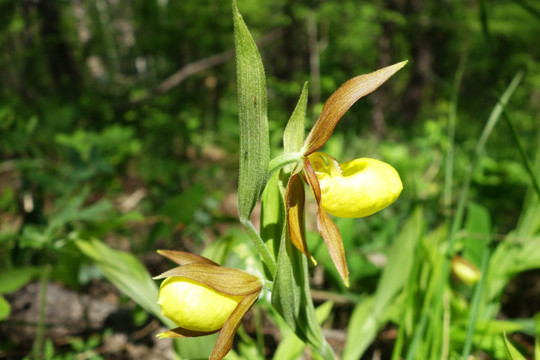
[302,61,408,156]
[286,172,317,265]
[154,263,262,296]
[209,290,260,360]
[157,250,219,266]
[303,159,349,286]
[156,326,219,339]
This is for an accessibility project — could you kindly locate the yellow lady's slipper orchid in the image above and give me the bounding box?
[308,152,402,218]
[158,277,243,332]
[154,250,262,360]
[285,61,407,287]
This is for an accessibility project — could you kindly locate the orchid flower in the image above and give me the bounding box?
[285,61,407,287]
[154,250,262,360]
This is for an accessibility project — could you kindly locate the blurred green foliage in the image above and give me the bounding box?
[1,0,539,359]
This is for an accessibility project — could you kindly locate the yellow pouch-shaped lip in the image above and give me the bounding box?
[158,277,242,332]
[308,152,402,218]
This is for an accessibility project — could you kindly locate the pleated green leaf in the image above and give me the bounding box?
[233,1,270,222]
[272,231,325,353]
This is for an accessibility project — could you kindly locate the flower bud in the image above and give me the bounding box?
[154,250,262,360]
[158,277,243,332]
[451,256,481,285]
[308,152,403,218]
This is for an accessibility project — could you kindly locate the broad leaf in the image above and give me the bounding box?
[0,267,38,294]
[75,238,161,319]
[233,1,270,221]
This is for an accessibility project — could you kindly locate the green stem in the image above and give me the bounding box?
[267,152,304,178]
[241,219,277,276]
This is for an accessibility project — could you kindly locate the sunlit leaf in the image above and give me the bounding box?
[260,172,285,261]
[0,267,38,294]
[234,0,270,222]
[75,238,161,318]
[0,295,10,321]
[284,82,308,155]
[463,202,491,267]
[503,332,527,360]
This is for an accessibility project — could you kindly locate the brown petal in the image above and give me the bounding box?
[302,61,407,156]
[156,327,219,339]
[303,159,349,286]
[154,263,262,297]
[209,290,260,360]
[286,172,317,265]
[157,250,219,266]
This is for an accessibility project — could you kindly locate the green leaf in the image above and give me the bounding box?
[463,202,491,267]
[515,146,540,239]
[0,267,38,294]
[233,1,270,222]
[272,301,334,360]
[272,230,333,358]
[266,168,331,357]
[503,332,527,360]
[343,207,423,360]
[0,295,10,321]
[75,238,162,319]
[159,184,205,226]
[283,82,308,155]
[260,172,285,261]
